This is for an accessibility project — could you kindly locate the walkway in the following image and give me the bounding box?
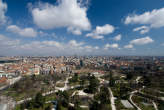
[108,88,116,110]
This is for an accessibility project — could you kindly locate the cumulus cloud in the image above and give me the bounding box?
[104,43,119,50]
[7,25,37,37]
[0,34,20,49]
[130,36,154,45]
[67,27,82,35]
[0,34,103,56]
[133,26,149,34]
[114,34,122,41]
[93,24,115,35]
[86,33,104,39]
[0,0,7,25]
[125,8,164,29]
[68,40,84,47]
[31,0,91,35]
[124,44,133,49]
[86,24,115,39]
[124,36,154,49]
[20,40,100,55]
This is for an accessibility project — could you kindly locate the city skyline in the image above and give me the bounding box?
[0,0,164,56]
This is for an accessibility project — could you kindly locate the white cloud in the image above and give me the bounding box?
[124,36,153,49]
[104,43,119,50]
[130,36,154,45]
[86,33,104,39]
[19,39,100,55]
[94,24,115,35]
[125,8,164,28]
[133,26,149,34]
[68,40,84,47]
[114,34,122,41]
[0,0,7,25]
[124,44,133,49]
[0,34,20,49]
[7,25,37,37]
[31,0,91,35]
[94,46,99,50]
[67,27,82,35]
[86,24,115,39]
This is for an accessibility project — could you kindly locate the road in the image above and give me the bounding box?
[136,76,141,84]
[0,76,22,91]
[0,96,16,110]
[129,76,142,110]
[108,88,116,110]
[152,101,158,110]
[0,76,22,110]
[55,76,70,91]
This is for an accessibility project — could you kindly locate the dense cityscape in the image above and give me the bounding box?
[0,56,164,110]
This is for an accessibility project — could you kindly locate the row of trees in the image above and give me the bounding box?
[20,92,47,110]
[90,86,111,110]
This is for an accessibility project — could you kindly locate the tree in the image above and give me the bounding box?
[143,75,151,86]
[45,105,52,110]
[99,86,110,104]
[90,86,111,110]
[89,100,99,110]
[159,101,164,110]
[57,101,62,110]
[20,103,26,110]
[88,75,99,93]
[34,92,45,108]
[109,72,115,87]
[126,72,133,80]
[73,94,81,110]
[57,91,69,108]
[79,79,85,88]
[69,73,78,83]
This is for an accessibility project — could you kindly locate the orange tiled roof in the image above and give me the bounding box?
[0,77,7,83]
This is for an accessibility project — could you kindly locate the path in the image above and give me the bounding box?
[152,101,158,110]
[136,76,141,84]
[108,88,116,110]
[17,76,73,105]
[129,90,142,110]
[0,76,22,91]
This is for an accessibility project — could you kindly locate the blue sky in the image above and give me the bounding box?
[0,0,164,56]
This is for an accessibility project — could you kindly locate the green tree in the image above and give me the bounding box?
[90,86,111,110]
[45,105,52,110]
[74,95,81,110]
[126,72,133,80]
[79,79,85,88]
[58,91,69,107]
[34,92,45,108]
[88,75,99,93]
[89,100,99,110]
[99,86,110,104]
[109,72,115,87]
[143,75,151,86]
[69,73,78,83]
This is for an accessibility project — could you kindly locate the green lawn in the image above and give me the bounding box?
[132,95,155,110]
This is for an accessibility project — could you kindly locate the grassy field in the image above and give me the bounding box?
[132,95,155,110]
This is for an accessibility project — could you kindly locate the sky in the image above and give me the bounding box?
[0,0,164,56]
